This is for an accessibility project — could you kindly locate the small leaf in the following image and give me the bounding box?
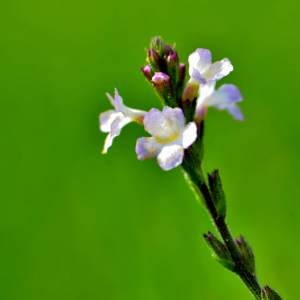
[261,286,282,300]
[235,235,256,275]
[215,256,235,272]
[203,232,235,272]
[208,169,227,218]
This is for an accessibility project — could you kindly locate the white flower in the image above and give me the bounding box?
[188,48,233,84]
[99,89,146,153]
[196,82,244,121]
[136,107,197,171]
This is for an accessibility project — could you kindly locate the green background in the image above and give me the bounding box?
[1,0,299,299]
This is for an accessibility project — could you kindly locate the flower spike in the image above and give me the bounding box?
[98,37,282,299]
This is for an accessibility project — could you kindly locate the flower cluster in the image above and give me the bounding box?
[99,37,243,171]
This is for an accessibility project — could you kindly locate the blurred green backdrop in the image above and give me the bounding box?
[1,0,299,299]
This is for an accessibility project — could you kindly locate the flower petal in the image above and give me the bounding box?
[114,89,125,112]
[227,105,244,121]
[190,68,206,84]
[196,81,216,109]
[162,106,185,130]
[106,88,123,110]
[102,115,131,154]
[205,58,233,81]
[205,84,244,121]
[105,89,146,123]
[102,133,114,154]
[182,122,197,149]
[143,107,178,140]
[208,84,242,109]
[188,48,212,78]
[99,110,122,133]
[157,145,184,171]
[143,108,166,136]
[135,137,162,160]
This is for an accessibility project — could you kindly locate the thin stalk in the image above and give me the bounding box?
[198,180,262,299]
[182,157,262,299]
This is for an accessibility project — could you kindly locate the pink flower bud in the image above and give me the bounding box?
[151,72,170,91]
[141,65,153,81]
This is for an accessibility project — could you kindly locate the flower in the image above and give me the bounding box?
[195,83,244,121]
[99,89,146,154]
[188,48,233,84]
[136,107,197,171]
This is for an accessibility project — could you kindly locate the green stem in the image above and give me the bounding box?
[182,156,262,299]
[199,180,261,299]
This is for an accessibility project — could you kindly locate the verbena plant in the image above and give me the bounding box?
[99,36,282,300]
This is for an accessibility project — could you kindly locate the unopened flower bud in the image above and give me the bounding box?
[178,63,186,85]
[151,72,170,91]
[151,72,174,106]
[204,232,235,271]
[150,36,165,56]
[147,49,161,70]
[182,81,199,102]
[141,65,153,81]
[166,50,179,87]
[208,169,226,218]
[261,286,282,300]
[148,37,177,73]
[235,236,255,274]
[166,50,179,67]
[163,44,174,56]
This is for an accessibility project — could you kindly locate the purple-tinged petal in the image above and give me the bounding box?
[182,122,197,149]
[157,145,184,171]
[190,68,207,84]
[227,105,244,121]
[205,58,233,81]
[99,110,122,133]
[188,49,212,77]
[105,89,124,111]
[219,84,242,103]
[208,84,243,109]
[112,88,124,110]
[135,137,162,160]
[143,108,166,136]
[204,84,244,120]
[196,48,212,65]
[143,108,178,140]
[162,107,185,130]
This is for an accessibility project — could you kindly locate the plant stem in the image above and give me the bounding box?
[199,180,262,299]
[182,156,262,299]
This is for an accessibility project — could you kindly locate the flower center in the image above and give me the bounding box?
[156,118,181,144]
